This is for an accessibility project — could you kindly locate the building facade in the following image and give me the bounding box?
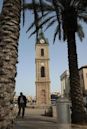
[60,66,87,97]
[35,33,51,106]
[79,65,87,95]
[60,70,70,97]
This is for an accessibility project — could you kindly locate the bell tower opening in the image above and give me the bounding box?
[41,66,45,77]
[41,48,44,56]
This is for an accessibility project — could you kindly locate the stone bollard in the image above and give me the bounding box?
[52,105,57,118]
[56,97,71,123]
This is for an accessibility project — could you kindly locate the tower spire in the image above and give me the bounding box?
[39,29,45,39]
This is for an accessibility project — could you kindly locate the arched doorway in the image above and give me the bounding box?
[40,89,46,104]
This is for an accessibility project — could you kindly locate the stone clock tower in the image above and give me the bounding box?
[35,32,51,107]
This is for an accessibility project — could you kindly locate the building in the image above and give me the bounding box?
[79,65,87,95]
[35,32,51,107]
[60,70,70,97]
[60,66,87,97]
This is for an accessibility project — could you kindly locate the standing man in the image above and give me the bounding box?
[17,92,27,118]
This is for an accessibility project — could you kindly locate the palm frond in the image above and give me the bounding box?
[44,19,56,31]
[32,0,39,41]
[78,13,87,23]
[72,0,81,8]
[57,0,64,10]
[53,25,60,43]
[81,0,87,8]
[53,0,61,41]
[70,0,75,6]
[38,15,56,28]
[39,0,44,16]
[22,0,26,26]
[26,11,51,33]
[28,15,55,38]
[77,24,84,41]
[24,0,87,45]
[23,3,54,11]
[28,29,36,38]
[23,3,40,10]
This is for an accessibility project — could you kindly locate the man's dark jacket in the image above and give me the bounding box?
[18,95,27,107]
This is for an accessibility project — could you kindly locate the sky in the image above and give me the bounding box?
[0,0,87,97]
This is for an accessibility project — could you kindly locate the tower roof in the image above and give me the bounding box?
[36,31,49,44]
[39,31,44,39]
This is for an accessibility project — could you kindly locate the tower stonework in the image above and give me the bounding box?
[35,34,51,107]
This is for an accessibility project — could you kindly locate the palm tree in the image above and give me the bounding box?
[0,0,21,128]
[24,0,87,123]
[0,1,44,128]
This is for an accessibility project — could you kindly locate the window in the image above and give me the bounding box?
[41,66,45,77]
[41,49,44,56]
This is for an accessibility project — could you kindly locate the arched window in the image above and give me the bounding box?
[41,49,44,56]
[41,66,45,77]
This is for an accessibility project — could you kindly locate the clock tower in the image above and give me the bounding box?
[35,32,51,107]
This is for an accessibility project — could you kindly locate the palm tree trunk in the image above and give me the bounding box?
[0,0,21,128]
[67,31,86,123]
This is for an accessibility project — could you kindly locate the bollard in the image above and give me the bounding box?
[56,97,71,123]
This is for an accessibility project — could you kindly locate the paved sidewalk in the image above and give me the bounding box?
[14,107,87,129]
[15,114,87,129]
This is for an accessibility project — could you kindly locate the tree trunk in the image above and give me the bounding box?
[67,31,86,123]
[0,0,21,128]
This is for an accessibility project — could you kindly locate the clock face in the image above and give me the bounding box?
[40,39,45,44]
